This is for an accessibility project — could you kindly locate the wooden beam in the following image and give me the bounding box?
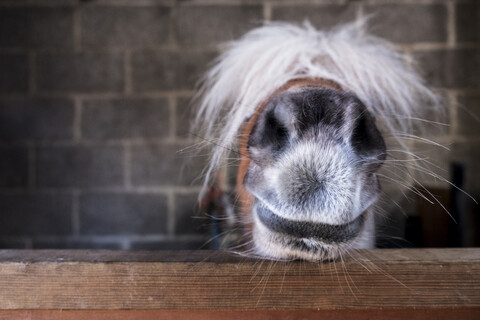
[1,309,480,320]
[0,249,479,314]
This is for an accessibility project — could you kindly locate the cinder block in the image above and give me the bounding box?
[176,96,193,139]
[0,7,74,48]
[413,92,450,137]
[456,94,480,135]
[176,5,262,46]
[456,2,480,43]
[0,53,28,93]
[131,50,215,92]
[174,192,207,235]
[0,193,72,236]
[37,146,124,188]
[0,147,28,188]
[130,144,206,187]
[82,98,169,140]
[79,193,168,235]
[365,4,447,43]
[272,4,357,29]
[36,52,124,93]
[82,6,170,47]
[0,7,28,48]
[0,98,74,141]
[414,49,480,89]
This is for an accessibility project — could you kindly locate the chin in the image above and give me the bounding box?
[251,205,376,262]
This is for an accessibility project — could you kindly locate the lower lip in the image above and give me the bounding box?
[255,202,365,243]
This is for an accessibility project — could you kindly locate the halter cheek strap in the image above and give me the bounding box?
[236,78,343,230]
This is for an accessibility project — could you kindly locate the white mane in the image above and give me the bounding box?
[193,21,441,195]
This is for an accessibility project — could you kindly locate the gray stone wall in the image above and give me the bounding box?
[0,0,478,250]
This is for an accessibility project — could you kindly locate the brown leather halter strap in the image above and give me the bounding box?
[236,78,343,227]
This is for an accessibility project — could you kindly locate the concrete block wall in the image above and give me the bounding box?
[0,0,478,250]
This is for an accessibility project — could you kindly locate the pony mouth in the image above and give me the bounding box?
[254,201,365,245]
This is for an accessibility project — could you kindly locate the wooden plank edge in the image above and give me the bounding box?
[1,248,480,263]
[1,308,480,320]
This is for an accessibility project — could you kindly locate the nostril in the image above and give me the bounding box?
[266,110,289,147]
[249,108,290,152]
[350,110,386,163]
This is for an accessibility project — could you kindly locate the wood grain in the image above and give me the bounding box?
[0,249,479,311]
[2,309,480,320]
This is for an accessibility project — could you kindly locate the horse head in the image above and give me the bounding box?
[193,22,441,261]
